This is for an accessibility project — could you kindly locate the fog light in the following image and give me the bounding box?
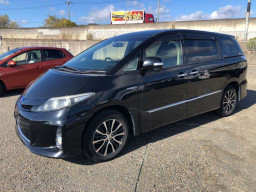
[56,127,62,149]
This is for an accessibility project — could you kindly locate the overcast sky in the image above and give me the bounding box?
[0,0,254,27]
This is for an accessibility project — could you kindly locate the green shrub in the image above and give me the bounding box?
[247,37,256,51]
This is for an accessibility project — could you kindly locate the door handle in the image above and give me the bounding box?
[36,65,41,69]
[190,70,198,75]
[177,72,187,78]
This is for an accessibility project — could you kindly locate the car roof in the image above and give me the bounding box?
[117,29,233,38]
[17,46,65,50]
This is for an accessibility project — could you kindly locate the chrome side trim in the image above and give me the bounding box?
[147,90,222,113]
[177,73,188,78]
[186,90,222,102]
[127,86,137,91]
[17,124,30,143]
[154,62,163,67]
[148,100,187,113]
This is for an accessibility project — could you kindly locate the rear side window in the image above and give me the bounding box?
[27,50,41,64]
[43,49,65,61]
[219,36,243,58]
[186,40,219,64]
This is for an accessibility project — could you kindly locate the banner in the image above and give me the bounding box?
[111,11,144,24]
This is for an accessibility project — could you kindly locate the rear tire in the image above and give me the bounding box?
[0,83,4,96]
[82,109,129,162]
[216,85,237,117]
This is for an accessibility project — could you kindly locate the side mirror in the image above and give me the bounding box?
[142,57,163,71]
[7,60,17,67]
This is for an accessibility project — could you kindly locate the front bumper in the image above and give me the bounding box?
[15,123,63,158]
[240,79,247,101]
[14,102,90,158]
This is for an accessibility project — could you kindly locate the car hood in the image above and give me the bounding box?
[23,69,114,100]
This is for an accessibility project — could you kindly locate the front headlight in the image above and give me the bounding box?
[31,92,95,112]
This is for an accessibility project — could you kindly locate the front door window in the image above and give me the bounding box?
[145,40,183,68]
[12,50,42,65]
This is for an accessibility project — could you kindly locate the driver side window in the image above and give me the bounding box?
[145,39,183,68]
[123,55,139,72]
[12,52,28,66]
[12,50,41,66]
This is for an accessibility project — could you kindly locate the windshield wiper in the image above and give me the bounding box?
[79,70,106,74]
[54,66,106,74]
[54,66,81,72]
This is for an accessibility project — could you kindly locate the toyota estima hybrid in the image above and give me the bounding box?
[15,30,247,162]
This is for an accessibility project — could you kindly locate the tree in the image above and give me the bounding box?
[247,37,256,51]
[43,15,77,28]
[0,14,19,28]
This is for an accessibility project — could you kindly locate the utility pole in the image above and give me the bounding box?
[245,0,251,42]
[158,0,160,22]
[66,0,73,20]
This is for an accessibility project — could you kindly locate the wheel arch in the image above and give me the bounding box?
[84,105,139,137]
[224,81,240,100]
[0,79,6,91]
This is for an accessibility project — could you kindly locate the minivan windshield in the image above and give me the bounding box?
[64,36,148,72]
[0,48,21,62]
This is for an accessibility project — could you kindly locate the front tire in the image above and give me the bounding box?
[216,85,237,117]
[82,109,129,162]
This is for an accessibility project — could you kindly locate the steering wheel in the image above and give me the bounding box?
[105,57,114,62]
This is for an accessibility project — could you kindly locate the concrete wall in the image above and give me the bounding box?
[0,39,99,56]
[1,18,256,41]
[1,18,256,63]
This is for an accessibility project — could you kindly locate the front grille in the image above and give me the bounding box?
[20,126,30,140]
[21,105,33,110]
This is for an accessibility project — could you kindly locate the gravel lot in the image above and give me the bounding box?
[0,66,256,192]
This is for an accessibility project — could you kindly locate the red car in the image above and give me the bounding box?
[0,47,73,95]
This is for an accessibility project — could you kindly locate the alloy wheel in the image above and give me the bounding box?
[92,119,125,156]
[223,90,237,114]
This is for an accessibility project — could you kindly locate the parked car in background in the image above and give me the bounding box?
[0,47,73,95]
[14,30,247,162]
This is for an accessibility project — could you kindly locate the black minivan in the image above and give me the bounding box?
[15,30,247,162]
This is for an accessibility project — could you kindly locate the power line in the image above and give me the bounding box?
[0,0,127,10]
[13,21,91,24]
[0,3,64,10]
[73,0,126,4]
[65,0,73,20]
